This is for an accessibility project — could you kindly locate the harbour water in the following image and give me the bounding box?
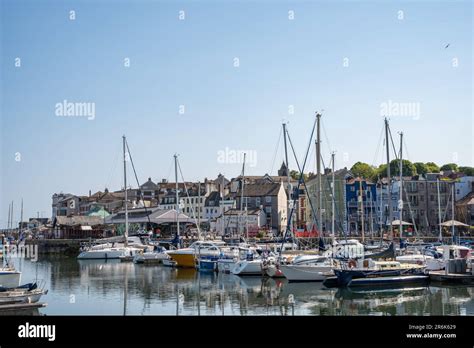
[9,257,474,316]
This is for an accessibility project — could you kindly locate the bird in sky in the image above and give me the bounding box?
[445,43,450,49]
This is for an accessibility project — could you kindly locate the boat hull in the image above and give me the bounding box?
[0,272,21,288]
[280,265,333,282]
[217,259,236,273]
[77,249,125,260]
[232,260,262,276]
[197,259,217,272]
[347,275,429,288]
[167,253,196,268]
[0,289,47,304]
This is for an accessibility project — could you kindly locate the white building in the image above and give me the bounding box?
[217,208,266,237]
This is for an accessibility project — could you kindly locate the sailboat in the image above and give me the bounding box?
[277,115,349,281]
[77,136,145,260]
[166,155,228,268]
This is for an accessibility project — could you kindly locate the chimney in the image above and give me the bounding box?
[89,190,91,197]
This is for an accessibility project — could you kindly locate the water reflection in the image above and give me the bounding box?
[11,257,474,316]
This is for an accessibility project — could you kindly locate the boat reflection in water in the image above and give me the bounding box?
[10,256,474,316]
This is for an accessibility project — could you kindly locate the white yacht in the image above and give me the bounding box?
[0,267,21,288]
[426,245,472,271]
[280,255,335,282]
[77,236,146,260]
[231,248,264,276]
[133,246,171,264]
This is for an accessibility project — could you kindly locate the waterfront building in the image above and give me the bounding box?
[345,177,377,236]
[306,168,350,235]
[105,207,197,237]
[217,208,266,237]
[52,193,82,217]
[234,181,287,234]
[375,174,456,236]
[454,176,474,201]
[456,191,474,227]
[52,216,107,239]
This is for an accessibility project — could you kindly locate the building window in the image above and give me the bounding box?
[265,196,272,203]
[266,207,272,213]
[256,197,261,206]
[351,187,355,192]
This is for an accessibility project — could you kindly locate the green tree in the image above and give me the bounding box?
[290,170,299,180]
[350,162,376,179]
[459,166,474,176]
[390,159,417,177]
[425,162,440,173]
[290,170,308,181]
[376,160,416,178]
[414,162,428,175]
[440,163,458,172]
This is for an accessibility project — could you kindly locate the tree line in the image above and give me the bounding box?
[288,162,474,182]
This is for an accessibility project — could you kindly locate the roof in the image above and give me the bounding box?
[105,207,203,224]
[224,208,262,216]
[456,191,474,206]
[54,216,105,227]
[236,182,283,197]
[140,178,159,190]
[205,191,222,206]
[346,177,375,185]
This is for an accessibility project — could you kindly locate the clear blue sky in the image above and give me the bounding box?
[1,0,472,227]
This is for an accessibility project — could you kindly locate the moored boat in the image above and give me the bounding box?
[167,240,225,268]
[346,275,429,288]
[0,267,21,288]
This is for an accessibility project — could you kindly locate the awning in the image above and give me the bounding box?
[439,220,470,227]
[390,220,413,226]
[81,226,93,230]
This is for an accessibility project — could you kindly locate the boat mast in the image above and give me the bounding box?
[399,132,403,240]
[11,201,14,235]
[437,178,442,242]
[282,123,293,237]
[359,179,365,243]
[451,182,455,244]
[384,118,393,239]
[331,152,335,244]
[7,203,11,235]
[20,199,23,236]
[240,153,247,240]
[198,181,201,237]
[123,135,128,248]
[174,154,180,244]
[316,112,322,233]
[369,190,374,239]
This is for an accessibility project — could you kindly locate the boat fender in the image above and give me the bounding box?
[348,259,357,268]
